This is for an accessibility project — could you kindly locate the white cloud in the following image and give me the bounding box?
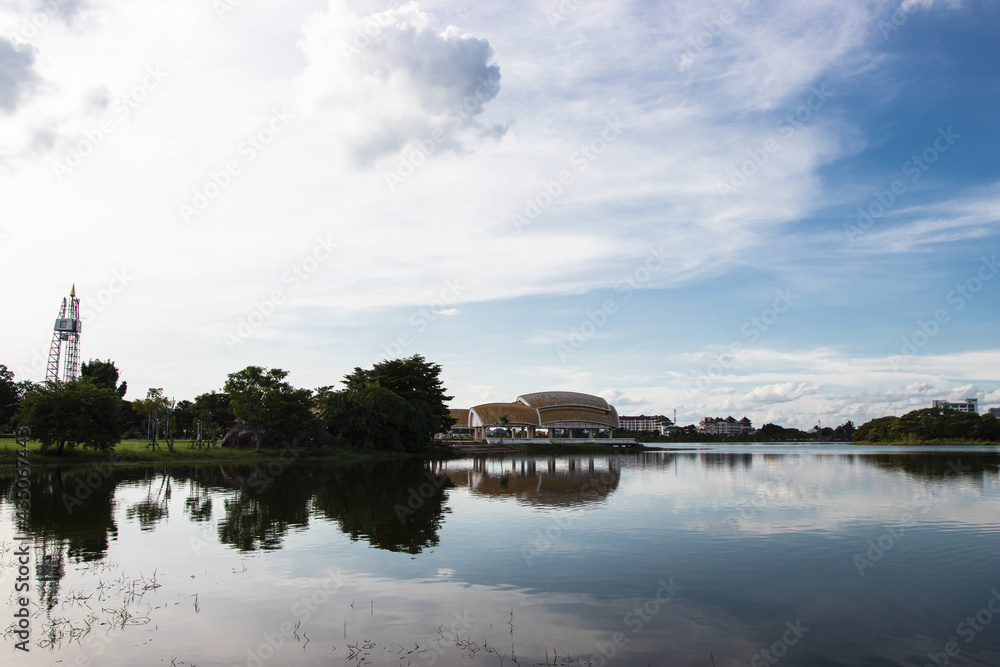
[0,37,38,112]
[297,0,504,164]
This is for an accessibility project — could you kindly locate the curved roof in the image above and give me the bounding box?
[538,407,620,428]
[448,408,471,428]
[517,391,611,412]
[469,403,541,427]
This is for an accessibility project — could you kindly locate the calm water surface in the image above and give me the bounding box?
[2,444,999,666]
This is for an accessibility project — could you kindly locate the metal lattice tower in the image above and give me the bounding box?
[45,285,82,383]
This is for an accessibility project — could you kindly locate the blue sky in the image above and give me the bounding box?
[2,0,997,428]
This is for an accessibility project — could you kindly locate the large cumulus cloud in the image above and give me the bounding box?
[0,38,39,113]
[298,1,504,164]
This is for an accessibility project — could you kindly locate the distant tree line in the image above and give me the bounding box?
[2,354,454,456]
[854,408,1000,443]
[622,421,856,443]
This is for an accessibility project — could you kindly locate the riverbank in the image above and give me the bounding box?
[853,438,1000,446]
[505,440,646,454]
[0,438,421,468]
[0,437,648,468]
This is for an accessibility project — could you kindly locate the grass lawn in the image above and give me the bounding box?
[0,437,413,468]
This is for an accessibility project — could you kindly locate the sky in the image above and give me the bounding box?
[1,0,998,429]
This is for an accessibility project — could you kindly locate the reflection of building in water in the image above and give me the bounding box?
[699,452,753,470]
[432,457,621,507]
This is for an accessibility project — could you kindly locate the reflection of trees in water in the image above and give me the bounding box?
[214,465,314,552]
[312,460,452,555]
[126,474,171,530]
[21,468,133,562]
[1,466,144,647]
[862,452,1000,481]
[437,457,620,508]
[3,460,455,560]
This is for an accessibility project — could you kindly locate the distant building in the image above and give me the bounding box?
[699,416,753,435]
[988,407,1000,418]
[931,399,979,414]
[619,414,673,433]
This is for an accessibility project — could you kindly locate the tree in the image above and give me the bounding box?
[833,421,856,441]
[317,382,426,452]
[0,364,19,430]
[224,366,313,452]
[854,409,1000,443]
[191,390,236,439]
[16,379,123,455]
[172,400,195,437]
[342,355,455,443]
[80,359,128,397]
[132,388,172,442]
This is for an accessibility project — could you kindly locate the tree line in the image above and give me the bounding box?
[853,407,1000,443]
[1,354,454,456]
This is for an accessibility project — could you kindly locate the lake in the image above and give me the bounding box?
[2,444,999,666]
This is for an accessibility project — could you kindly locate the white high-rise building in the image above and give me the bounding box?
[931,399,978,414]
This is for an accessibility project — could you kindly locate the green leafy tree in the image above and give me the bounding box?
[16,379,123,455]
[0,364,19,429]
[132,388,172,441]
[80,359,128,397]
[342,355,455,443]
[853,416,898,443]
[172,400,195,437]
[317,382,425,452]
[833,420,856,441]
[854,409,999,443]
[224,366,314,452]
[191,390,236,439]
